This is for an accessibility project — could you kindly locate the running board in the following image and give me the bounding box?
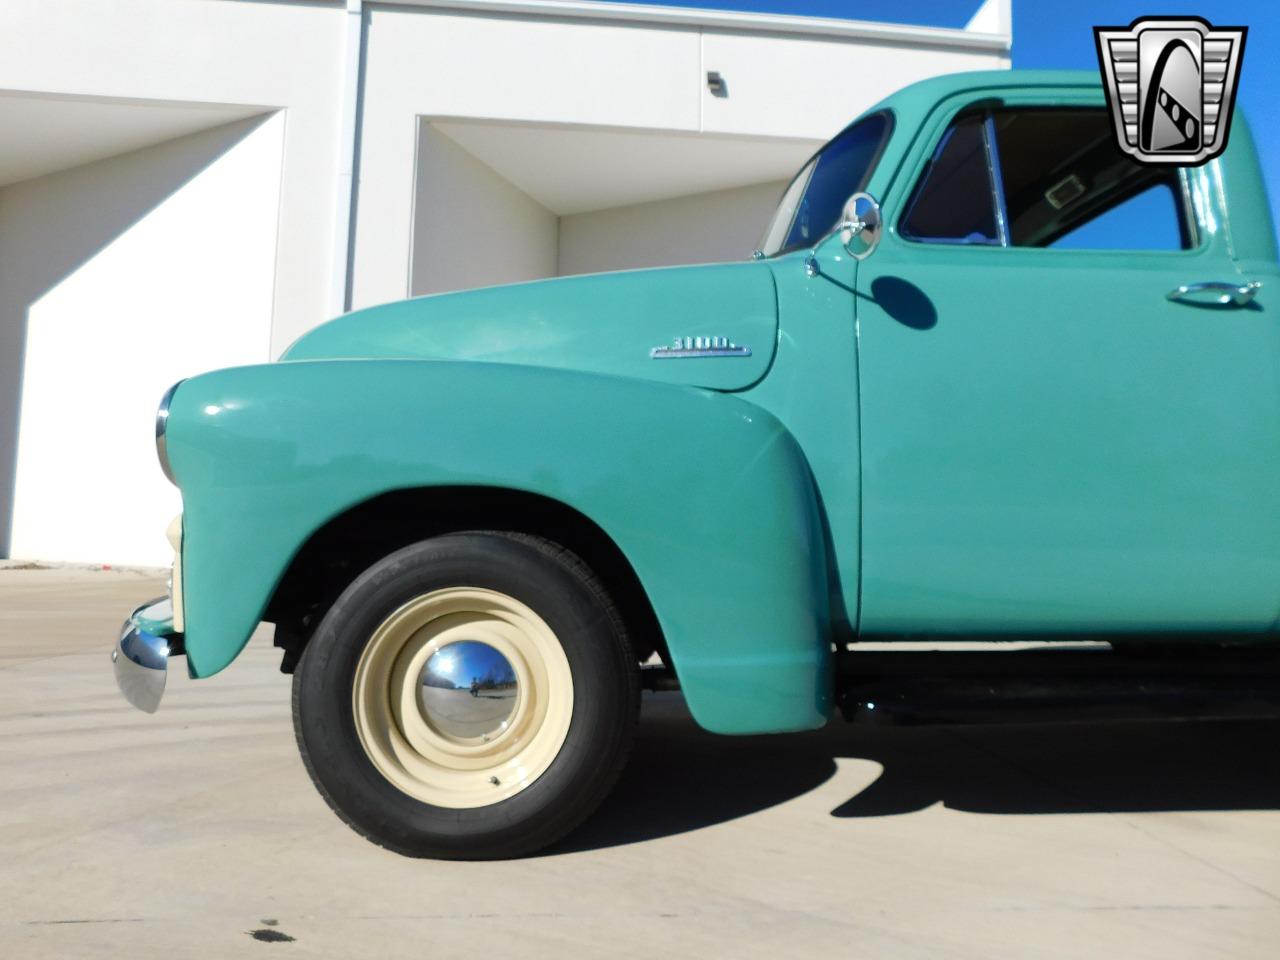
[836,646,1280,725]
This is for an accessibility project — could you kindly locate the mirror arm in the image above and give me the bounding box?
[838,218,866,239]
[803,194,882,278]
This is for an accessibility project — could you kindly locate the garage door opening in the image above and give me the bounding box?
[409,117,821,297]
[0,92,283,564]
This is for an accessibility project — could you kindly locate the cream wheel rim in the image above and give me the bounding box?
[352,587,574,809]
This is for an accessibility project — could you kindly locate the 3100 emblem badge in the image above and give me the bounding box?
[650,336,752,359]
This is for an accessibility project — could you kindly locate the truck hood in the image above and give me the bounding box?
[282,262,778,391]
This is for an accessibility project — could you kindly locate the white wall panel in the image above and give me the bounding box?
[366,7,701,132]
[352,6,701,310]
[700,31,1008,140]
[2,114,284,565]
[0,0,344,356]
[558,179,785,276]
[411,123,559,296]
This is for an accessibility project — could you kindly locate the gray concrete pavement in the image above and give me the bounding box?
[2,567,1278,959]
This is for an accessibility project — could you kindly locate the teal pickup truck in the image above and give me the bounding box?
[113,70,1279,859]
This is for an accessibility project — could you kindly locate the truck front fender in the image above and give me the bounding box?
[166,359,832,733]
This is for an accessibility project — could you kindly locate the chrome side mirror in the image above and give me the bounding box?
[839,192,882,260]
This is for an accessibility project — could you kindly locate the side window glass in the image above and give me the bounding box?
[1050,182,1184,250]
[900,106,1193,251]
[899,114,999,245]
[993,109,1190,250]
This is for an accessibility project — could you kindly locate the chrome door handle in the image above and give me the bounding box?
[1166,280,1262,307]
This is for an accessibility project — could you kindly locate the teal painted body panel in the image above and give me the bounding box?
[149,68,1280,737]
[1215,116,1279,265]
[166,360,831,734]
[856,244,1280,635]
[751,249,862,637]
[848,76,1280,637]
[284,263,778,392]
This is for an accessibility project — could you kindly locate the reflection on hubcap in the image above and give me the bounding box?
[354,587,574,808]
[417,640,519,741]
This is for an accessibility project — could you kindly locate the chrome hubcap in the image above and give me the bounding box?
[352,587,574,809]
[417,640,519,742]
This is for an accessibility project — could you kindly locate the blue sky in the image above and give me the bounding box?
[603,0,1279,239]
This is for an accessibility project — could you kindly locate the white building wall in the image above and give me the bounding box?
[698,31,1003,138]
[0,115,285,565]
[411,125,787,293]
[0,0,345,353]
[558,180,786,277]
[353,6,703,321]
[411,123,559,297]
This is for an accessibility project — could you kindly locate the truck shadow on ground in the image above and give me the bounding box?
[554,692,1280,854]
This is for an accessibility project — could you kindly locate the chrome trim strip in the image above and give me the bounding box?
[651,347,753,358]
[982,112,1011,248]
[155,380,185,485]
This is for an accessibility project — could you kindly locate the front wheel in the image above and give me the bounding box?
[292,532,639,859]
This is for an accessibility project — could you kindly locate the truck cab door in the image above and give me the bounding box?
[854,94,1280,639]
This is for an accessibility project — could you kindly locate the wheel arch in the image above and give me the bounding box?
[265,485,667,671]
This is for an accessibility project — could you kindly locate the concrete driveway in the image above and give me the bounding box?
[2,566,1278,959]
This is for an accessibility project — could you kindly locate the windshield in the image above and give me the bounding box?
[759,112,893,258]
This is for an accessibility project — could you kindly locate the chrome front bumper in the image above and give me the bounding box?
[112,597,182,713]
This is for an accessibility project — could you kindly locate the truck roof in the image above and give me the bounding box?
[867,68,1104,116]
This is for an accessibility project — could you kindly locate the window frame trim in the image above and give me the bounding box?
[982,112,1012,247]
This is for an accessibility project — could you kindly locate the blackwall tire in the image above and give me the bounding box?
[292,532,639,859]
